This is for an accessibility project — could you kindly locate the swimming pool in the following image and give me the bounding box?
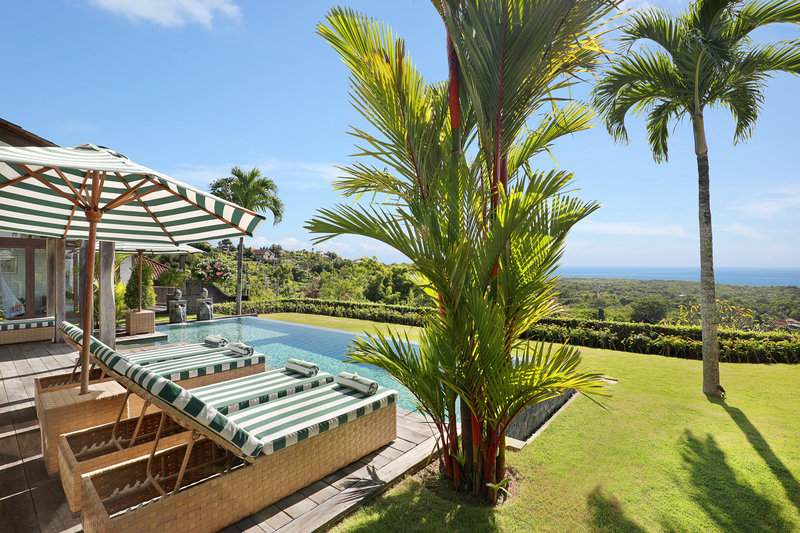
[155,316,418,412]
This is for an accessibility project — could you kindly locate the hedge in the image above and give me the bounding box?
[214,298,425,327]
[218,298,800,364]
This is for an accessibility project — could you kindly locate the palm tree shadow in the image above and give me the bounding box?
[339,480,501,533]
[680,429,793,532]
[586,486,647,533]
[709,397,800,513]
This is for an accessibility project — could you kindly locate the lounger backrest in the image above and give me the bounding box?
[86,331,264,459]
[59,321,84,344]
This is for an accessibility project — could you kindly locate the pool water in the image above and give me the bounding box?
[156,316,418,412]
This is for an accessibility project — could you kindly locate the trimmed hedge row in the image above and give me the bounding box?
[218,298,800,364]
[536,317,798,343]
[214,298,425,327]
[521,324,800,364]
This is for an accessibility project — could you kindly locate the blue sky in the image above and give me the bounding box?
[3,0,799,267]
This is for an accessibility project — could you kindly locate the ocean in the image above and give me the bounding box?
[558,267,800,287]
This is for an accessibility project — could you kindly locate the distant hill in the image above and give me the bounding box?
[557,277,800,324]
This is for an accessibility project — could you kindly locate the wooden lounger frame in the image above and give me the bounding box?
[80,356,397,533]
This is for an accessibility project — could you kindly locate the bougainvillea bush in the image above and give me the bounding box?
[191,255,234,284]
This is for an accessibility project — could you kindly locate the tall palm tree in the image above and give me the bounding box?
[309,2,615,501]
[210,167,284,314]
[593,0,800,396]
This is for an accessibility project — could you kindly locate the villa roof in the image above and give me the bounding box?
[0,118,56,147]
[139,256,171,282]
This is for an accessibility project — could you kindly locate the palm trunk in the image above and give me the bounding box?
[236,236,244,315]
[448,30,473,488]
[693,115,721,396]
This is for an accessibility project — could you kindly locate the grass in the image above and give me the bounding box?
[265,313,800,533]
[260,312,422,341]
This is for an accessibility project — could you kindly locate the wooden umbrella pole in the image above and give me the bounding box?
[80,208,101,394]
[138,249,143,311]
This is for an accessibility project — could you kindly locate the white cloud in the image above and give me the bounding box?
[718,223,770,241]
[733,190,800,218]
[164,158,340,191]
[278,237,310,250]
[242,236,309,251]
[256,159,340,189]
[89,0,240,28]
[573,221,689,237]
[165,162,231,188]
[242,235,407,263]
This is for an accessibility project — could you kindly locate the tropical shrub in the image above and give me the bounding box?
[190,254,234,285]
[307,2,616,502]
[124,260,156,310]
[665,300,761,331]
[631,299,668,323]
[155,269,185,289]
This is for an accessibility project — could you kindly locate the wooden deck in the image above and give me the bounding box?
[0,340,438,533]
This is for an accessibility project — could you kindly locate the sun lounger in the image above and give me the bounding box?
[59,365,334,512]
[78,335,397,533]
[38,321,267,475]
[37,322,238,393]
[0,316,55,344]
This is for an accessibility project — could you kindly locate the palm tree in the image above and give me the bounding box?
[309,2,615,501]
[593,0,800,396]
[210,167,284,314]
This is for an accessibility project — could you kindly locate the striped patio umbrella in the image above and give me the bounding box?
[0,143,265,393]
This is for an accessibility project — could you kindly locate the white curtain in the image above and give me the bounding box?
[0,274,24,317]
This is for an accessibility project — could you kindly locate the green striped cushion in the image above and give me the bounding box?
[62,322,260,378]
[141,351,266,381]
[125,343,234,364]
[191,369,334,414]
[227,383,397,455]
[59,321,84,343]
[89,335,263,458]
[0,316,55,331]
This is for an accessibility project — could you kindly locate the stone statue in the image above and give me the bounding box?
[196,288,213,321]
[168,294,187,324]
[174,288,182,300]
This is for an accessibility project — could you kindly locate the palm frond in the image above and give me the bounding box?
[507,102,596,177]
[728,0,800,42]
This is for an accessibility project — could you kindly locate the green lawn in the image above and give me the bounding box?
[266,313,800,532]
[261,312,422,341]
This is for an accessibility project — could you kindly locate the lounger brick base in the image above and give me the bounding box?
[81,404,395,533]
[58,369,334,512]
[38,381,133,475]
[0,316,55,345]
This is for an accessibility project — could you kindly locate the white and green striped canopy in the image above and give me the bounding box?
[0,144,265,244]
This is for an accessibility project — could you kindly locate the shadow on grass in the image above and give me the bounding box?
[710,397,800,513]
[680,429,793,532]
[586,486,646,533]
[339,479,500,533]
